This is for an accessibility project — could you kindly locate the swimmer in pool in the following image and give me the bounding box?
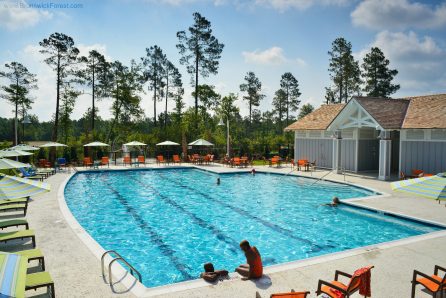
[215,178,221,185]
[317,197,340,207]
[251,169,255,175]
[235,240,263,281]
[200,262,228,282]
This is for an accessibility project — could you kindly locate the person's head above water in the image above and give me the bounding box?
[239,240,250,251]
[203,262,215,272]
[251,169,255,174]
[333,197,339,204]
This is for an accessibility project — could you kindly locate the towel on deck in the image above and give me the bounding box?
[329,266,372,298]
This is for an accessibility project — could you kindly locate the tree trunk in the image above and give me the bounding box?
[106,87,121,143]
[182,131,187,162]
[51,55,61,165]
[194,51,199,134]
[165,75,168,129]
[84,125,91,158]
[92,61,95,130]
[154,77,157,128]
[207,130,211,155]
[249,99,252,139]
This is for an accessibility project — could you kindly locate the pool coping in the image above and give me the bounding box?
[57,166,446,297]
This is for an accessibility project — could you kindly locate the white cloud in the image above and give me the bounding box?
[296,58,307,67]
[0,1,52,30]
[214,82,226,94]
[354,31,446,95]
[303,96,316,106]
[242,47,290,65]
[351,0,446,30]
[77,44,112,62]
[254,0,348,11]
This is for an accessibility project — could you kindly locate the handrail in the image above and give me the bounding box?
[101,250,142,285]
[108,258,142,286]
[278,167,298,180]
[310,166,345,186]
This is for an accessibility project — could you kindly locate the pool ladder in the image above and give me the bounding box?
[101,250,142,286]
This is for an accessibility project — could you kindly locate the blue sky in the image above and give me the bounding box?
[1,0,445,122]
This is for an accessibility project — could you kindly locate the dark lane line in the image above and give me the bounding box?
[159,173,334,253]
[130,176,240,256]
[100,177,193,281]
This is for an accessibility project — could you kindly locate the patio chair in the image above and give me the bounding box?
[0,204,28,216]
[39,159,50,169]
[297,159,306,171]
[224,156,231,167]
[263,157,269,166]
[11,169,43,182]
[309,160,316,171]
[17,168,45,181]
[270,157,278,168]
[57,158,66,168]
[26,166,49,179]
[188,155,194,164]
[400,171,406,180]
[157,156,166,166]
[0,197,29,207]
[1,249,45,270]
[411,265,446,298]
[102,157,109,168]
[123,156,131,167]
[173,155,181,164]
[233,157,241,167]
[26,271,55,298]
[138,156,145,166]
[316,266,374,298]
[31,162,55,175]
[255,290,310,298]
[413,170,423,177]
[248,157,254,167]
[210,155,214,164]
[203,155,210,165]
[423,174,434,177]
[0,219,29,230]
[0,230,36,247]
[84,157,92,168]
[290,159,296,169]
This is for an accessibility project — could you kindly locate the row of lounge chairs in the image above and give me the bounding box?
[0,195,55,297]
[256,264,445,297]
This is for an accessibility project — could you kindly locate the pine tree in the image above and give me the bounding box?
[163,60,182,129]
[298,103,314,119]
[272,89,287,133]
[177,12,224,131]
[240,71,265,138]
[362,47,400,98]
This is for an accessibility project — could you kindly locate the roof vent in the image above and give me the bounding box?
[312,113,315,121]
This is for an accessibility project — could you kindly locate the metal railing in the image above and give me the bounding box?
[311,166,345,186]
[101,250,142,286]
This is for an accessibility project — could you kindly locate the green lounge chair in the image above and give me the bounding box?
[0,219,28,230]
[0,197,29,206]
[11,169,43,182]
[0,230,36,247]
[31,162,55,175]
[26,271,55,298]
[1,249,45,270]
[0,204,28,216]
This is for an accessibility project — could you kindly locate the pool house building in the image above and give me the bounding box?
[284,94,446,180]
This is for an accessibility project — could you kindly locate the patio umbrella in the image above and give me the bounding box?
[39,142,68,148]
[0,158,30,170]
[84,142,109,161]
[188,139,214,146]
[0,149,33,157]
[124,141,146,146]
[10,144,39,151]
[391,173,446,202]
[0,173,50,200]
[156,141,180,160]
[0,252,28,297]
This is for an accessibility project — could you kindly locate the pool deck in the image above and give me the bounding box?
[9,162,446,297]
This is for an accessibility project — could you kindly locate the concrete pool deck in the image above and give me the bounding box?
[10,162,446,297]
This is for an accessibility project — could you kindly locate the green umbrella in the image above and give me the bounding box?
[0,158,30,170]
[391,173,446,202]
[0,173,50,200]
[39,142,67,148]
[0,149,33,157]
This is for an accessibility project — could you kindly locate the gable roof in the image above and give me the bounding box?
[285,93,446,131]
[398,94,446,129]
[284,103,346,131]
[353,97,409,129]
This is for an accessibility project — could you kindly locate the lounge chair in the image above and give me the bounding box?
[17,168,45,181]
[270,158,278,168]
[188,155,194,164]
[157,156,166,166]
[413,170,423,177]
[0,204,28,216]
[256,290,310,298]
[12,168,43,182]
[138,156,145,166]
[123,156,131,167]
[84,157,93,168]
[39,159,51,169]
[0,219,29,230]
[411,265,446,298]
[0,197,29,207]
[57,158,66,168]
[297,160,305,171]
[31,162,54,175]
[102,157,109,168]
[0,230,36,247]
[316,266,374,298]
[26,271,55,298]
[173,155,181,164]
[1,249,45,270]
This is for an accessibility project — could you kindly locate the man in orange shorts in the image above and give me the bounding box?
[235,240,263,280]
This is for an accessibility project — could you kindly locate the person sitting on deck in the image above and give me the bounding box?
[200,262,228,282]
[235,240,263,280]
[317,197,340,207]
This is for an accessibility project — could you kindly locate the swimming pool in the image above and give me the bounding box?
[64,169,442,288]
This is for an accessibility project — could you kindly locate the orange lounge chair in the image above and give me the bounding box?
[102,157,109,168]
[138,156,145,166]
[39,159,51,169]
[316,266,374,298]
[413,170,423,177]
[423,174,434,177]
[411,265,446,298]
[256,290,310,298]
[84,157,92,168]
[233,157,241,167]
[123,156,131,167]
[173,155,181,164]
[270,157,278,167]
[157,156,166,165]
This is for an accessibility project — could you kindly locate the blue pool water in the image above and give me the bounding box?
[64,169,442,288]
